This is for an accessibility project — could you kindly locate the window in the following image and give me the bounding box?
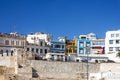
[116,40,119,44]
[69,49,72,53]
[116,34,119,37]
[36,48,38,53]
[116,47,120,51]
[40,49,43,53]
[86,42,90,47]
[16,41,19,46]
[21,41,24,46]
[45,49,47,54]
[62,45,64,49]
[109,40,113,44]
[31,48,34,52]
[74,49,77,53]
[79,42,83,47]
[31,37,34,40]
[79,49,84,54]
[54,45,60,48]
[11,50,13,56]
[51,44,53,48]
[40,41,43,46]
[27,48,29,51]
[111,34,114,38]
[5,40,9,45]
[6,50,8,56]
[86,48,90,54]
[0,50,3,54]
[109,47,113,51]
[11,41,14,46]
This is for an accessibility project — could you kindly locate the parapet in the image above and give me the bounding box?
[0,52,15,57]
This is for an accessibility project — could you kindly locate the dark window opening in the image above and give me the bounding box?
[6,50,8,56]
[27,48,29,51]
[45,49,47,54]
[36,49,38,53]
[11,50,13,56]
[40,49,43,53]
[32,48,34,52]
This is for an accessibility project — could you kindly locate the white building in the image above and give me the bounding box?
[91,39,105,55]
[79,33,97,40]
[26,32,51,58]
[105,30,120,62]
[27,32,53,45]
[76,33,107,62]
[87,33,97,40]
[0,32,26,53]
[26,43,49,58]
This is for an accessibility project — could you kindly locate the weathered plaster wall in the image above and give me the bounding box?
[31,61,100,79]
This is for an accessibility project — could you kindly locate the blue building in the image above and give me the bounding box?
[77,39,91,56]
[49,41,65,53]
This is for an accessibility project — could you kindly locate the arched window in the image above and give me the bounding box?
[6,50,8,56]
[0,50,3,54]
[11,50,14,56]
[0,50,3,56]
[45,49,47,54]
[40,41,43,46]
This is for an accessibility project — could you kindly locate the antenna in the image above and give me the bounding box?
[13,25,16,32]
[10,25,16,33]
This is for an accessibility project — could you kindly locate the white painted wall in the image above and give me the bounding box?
[27,32,52,44]
[105,30,120,62]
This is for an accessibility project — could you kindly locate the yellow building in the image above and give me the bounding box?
[66,39,77,55]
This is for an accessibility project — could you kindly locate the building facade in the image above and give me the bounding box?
[46,37,66,61]
[105,30,120,54]
[26,43,49,58]
[49,41,65,53]
[105,30,120,62]
[77,34,93,56]
[26,32,50,58]
[91,39,105,55]
[0,32,26,53]
[77,33,107,62]
[27,32,53,45]
[65,39,77,55]
[77,39,91,56]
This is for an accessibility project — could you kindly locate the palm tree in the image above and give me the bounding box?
[116,50,120,58]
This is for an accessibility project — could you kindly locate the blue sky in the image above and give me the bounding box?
[0,0,120,39]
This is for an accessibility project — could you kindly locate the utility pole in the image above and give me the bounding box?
[86,52,89,80]
[86,46,90,80]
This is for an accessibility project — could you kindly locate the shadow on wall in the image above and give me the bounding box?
[32,68,39,78]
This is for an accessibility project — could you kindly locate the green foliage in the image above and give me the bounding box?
[116,50,120,58]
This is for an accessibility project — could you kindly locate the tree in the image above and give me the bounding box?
[116,50,120,58]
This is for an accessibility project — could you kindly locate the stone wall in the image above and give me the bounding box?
[100,63,120,72]
[0,49,35,80]
[0,52,17,68]
[31,61,100,80]
[0,66,16,80]
[2,49,120,80]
